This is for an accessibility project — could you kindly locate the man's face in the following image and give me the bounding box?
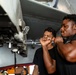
[60,19,75,38]
[43,31,53,42]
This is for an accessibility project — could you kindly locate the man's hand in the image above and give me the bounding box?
[55,36,63,44]
[40,37,51,46]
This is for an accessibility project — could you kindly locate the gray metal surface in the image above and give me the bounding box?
[20,0,67,23]
[0,44,40,67]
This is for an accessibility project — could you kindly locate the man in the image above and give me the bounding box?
[40,14,76,75]
[32,27,57,75]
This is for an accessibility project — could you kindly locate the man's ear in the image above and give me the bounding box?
[73,24,76,30]
[52,37,55,41]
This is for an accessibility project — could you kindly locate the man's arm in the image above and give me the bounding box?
[32,65,39,75]
[42,46,56,74]
[55,37,76,62]
[40,38,56,74]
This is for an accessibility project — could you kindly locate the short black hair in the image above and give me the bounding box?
[63,14,76,23]
[44,27,56,37]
